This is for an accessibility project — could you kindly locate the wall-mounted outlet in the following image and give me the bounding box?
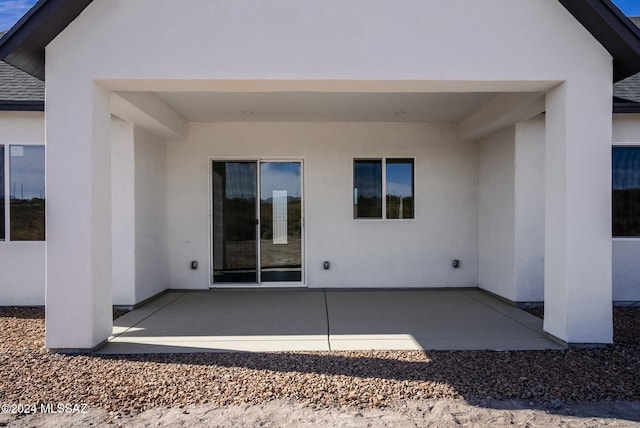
[191,261,198,270]
[323,261,330,270]
[452,259,460,268]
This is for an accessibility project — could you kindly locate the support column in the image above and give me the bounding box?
[45,81,113,350]
[111,118,136,306]
[544,80,612,344]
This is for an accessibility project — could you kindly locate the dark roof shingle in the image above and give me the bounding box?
[613,18,640,103]
[0,31,44,107]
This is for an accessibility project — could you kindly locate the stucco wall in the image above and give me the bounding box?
[48,0,609,84]
[477,117,546,304]
[612,114,640,302]
[133,126,169,301]
[166,122,478,288]
[514,118,545,302]
[476,114,640,304]
[42,0,616,347]
[0,111,45,306]
[112,120,169,305]
[111,117,136,305]
[478,126,516,300]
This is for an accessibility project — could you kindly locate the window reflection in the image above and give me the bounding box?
[0,145,4,241]
[260,162,302,282]
[10,145,45,241]
[386,159,414,219]
[613,147,640,237]
[354,160,382,218]
[212,161,258,283]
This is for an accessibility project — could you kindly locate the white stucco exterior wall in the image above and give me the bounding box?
[46,81,113,349]
[514,118,545,302]
[478,126,516,300]
[0,111,45,306]
[478,118,546,304]
[544,76,613,344]
[43,0,615,347]
[612,113,640,302]
[112,120,169,305]
[46,0,610,84]
[111,117,136,305]
[166,122,478,289]
[133,126,169,302]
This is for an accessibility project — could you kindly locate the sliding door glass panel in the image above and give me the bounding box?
[10,145,45,241]
[212,161,258,283]
[353,159,382,218]
[0,146,4,240]
[386,158,414,219]
[260,162,302,282]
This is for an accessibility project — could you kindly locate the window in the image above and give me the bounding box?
[353,159,382,218]
[353,158,414,219]
[0,146,4,241]
[613,147,640,237]
[0,145,45,241]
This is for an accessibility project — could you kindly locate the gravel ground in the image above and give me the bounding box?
[0,306,639,426]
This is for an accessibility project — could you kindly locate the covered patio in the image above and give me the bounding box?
[0,0,629,351]
[99,289,564,354]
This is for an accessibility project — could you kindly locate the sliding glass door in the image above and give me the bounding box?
[212,160,303,285]
[260,162,302,282]
[212,161,258,283]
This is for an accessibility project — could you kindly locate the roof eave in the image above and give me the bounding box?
[0,0,92,80]
[0,100,45,111]
[559,0,640,81]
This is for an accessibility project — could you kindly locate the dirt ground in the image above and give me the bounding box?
[1,399,639,427]
[1,306,640,427]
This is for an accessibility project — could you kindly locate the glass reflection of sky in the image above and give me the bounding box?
[260,162,301,200]
[224,162,301,200]
[613,148,640,190]
[10,146,45,200]
[386,162,413,197]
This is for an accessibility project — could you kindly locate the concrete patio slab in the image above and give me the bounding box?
[327,289,562,350]
[98,289,564,354]
[101,290,330,353]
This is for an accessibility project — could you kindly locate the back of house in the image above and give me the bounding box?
[1,0,640,350]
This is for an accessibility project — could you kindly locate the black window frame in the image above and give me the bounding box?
[613,146,640,237]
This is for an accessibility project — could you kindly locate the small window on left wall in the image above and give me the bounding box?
[4,145,45,241]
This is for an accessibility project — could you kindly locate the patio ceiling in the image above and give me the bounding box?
[111,89,546,140]
[153,91,497,123]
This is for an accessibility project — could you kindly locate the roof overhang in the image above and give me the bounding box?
[0,0,92,80]
[559,0,640,81]
[1,0,640,82]
[0,100,44,111]
[613,96,640,113]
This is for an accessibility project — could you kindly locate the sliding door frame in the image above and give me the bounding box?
[208,157,306,288]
